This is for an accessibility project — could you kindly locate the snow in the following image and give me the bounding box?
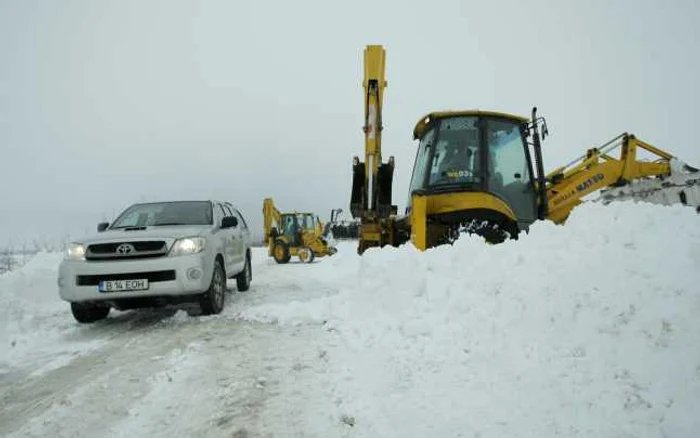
[0,253,106,378]
[596,157,700,210]
[1,200,699,437]
[237,201,700,437]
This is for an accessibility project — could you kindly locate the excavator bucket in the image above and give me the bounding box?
[376,162,395,218]
[350,159,396,219]
[350,159,366,218]
[597,158,700,211]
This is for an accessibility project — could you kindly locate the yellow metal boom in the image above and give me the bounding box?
[544,133,692,223]
[350,45,397,254]
[262,198,282,248]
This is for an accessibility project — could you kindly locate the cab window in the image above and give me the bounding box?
[234,209,248,230]
[486,118,536,222]
[407,127,436,205]
[428,117,481,186]
[213,203,226,225]
[222,204,234,217]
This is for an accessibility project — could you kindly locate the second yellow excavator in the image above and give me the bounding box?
[263,198,337,264]
[350,45,700,253]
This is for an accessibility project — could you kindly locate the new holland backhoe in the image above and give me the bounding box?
[350,45,700,253]
[263,198,337,263]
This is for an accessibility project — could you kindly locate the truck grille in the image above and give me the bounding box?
[76,270,176,286]
[86,241,168,261]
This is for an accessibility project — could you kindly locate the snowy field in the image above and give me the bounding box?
[1,201,699,437]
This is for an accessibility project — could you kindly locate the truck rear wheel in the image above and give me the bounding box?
[236,252,252,291]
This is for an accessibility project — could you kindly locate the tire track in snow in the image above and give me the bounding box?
[0,308,204,436]
[106,322,347,438]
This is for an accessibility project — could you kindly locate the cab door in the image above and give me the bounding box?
[213,203,234,275]
[221,203,244,272]
[485,119,538,228]
[232,207,251,257]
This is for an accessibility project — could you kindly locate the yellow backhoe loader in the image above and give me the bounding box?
[350,45,700,253]
[263,198,337,263]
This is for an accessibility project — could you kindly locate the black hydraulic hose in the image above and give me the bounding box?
[531,107,548,219]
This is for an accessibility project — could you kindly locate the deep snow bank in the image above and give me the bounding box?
[239,201,700,437]
[0,252,66,344]
[0,253,103,375]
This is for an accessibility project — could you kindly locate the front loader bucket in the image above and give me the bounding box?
[598,158,700,210]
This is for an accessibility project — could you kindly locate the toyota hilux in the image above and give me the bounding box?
[58,200,253,323]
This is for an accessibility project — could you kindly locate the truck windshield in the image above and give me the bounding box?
[110,201,213,228]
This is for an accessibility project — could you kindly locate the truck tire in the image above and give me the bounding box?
[236,252,252,292]
[71,302,110,323]
[200,259,226,315]
[272,240,291,264]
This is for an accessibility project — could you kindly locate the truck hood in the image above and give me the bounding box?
[77,226,208,245]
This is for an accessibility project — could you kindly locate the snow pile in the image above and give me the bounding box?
[0,253,65,346]
[0,252,102,375]
[238,201,700,437]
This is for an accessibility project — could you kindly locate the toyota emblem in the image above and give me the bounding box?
[116,243,136,254]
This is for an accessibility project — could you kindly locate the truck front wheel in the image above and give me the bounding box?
[71,302,110,323]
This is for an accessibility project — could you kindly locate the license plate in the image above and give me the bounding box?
[98,279,149,293]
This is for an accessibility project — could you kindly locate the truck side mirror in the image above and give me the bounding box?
[97,222,109,232]
[221,216,238,228]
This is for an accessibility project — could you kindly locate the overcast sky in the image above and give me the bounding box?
[1,0,698,248]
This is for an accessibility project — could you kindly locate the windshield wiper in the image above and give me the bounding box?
[153,222,187,226]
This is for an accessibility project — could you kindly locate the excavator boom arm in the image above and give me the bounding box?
[362,45,386,214]
[350,45,398,253]
[262,198,282,246]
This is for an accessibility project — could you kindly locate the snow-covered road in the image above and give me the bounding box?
[0,250,350,438]
[1,201,699,437]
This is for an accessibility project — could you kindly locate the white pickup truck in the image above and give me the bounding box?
[58,200,253,323]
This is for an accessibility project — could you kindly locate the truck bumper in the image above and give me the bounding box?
[57,253,214,303]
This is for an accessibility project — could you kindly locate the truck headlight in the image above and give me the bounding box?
[169,237,206,256]
[65,243,86,261]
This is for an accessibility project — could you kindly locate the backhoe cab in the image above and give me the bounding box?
[407,110,547,248]
[263,198,337,264]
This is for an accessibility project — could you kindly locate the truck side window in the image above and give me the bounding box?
[234,209,248,230]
